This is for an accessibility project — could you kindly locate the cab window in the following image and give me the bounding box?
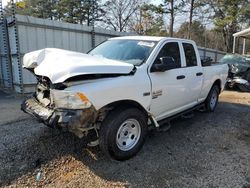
[183,43,197,67]
[154,42,181,68]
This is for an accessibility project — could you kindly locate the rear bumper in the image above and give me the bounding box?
[21,97,97,132]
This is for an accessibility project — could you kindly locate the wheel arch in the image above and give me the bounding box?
[106,100,148,114]
[96,99,149,122]
[204,79,222,101]
[212,79,222,93]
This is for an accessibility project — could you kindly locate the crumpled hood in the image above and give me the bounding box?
[23,48,134,83]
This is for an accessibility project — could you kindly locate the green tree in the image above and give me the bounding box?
[5,0,56,19]
[80,0,104,26]
[184,0,206,39]
[5,0,104,25]
[129,3,167,35]
[158,0,184,37]
[56,0,104,25]
[176,21,205,46]
[56,0,80,23]
[208,0,249,52]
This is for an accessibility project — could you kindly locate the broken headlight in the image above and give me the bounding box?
[51,90,92,109]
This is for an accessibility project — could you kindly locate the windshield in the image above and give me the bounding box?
[219,54,250,65]
[88,39,156,66]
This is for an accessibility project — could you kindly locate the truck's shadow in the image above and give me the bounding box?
[1,101,250,187]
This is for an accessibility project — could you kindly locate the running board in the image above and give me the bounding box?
[157,103,205,127]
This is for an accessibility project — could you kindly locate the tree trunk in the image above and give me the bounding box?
[169,0,174,37]
[119,14,122,32]
[188,0,194,39]
[222,28,228,52]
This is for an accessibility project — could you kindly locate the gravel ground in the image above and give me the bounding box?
[0,90,249,188]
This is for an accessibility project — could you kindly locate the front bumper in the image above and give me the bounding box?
[21,97,54,123]
[21,97,97,136]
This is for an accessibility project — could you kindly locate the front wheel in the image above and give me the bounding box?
[99,108,147,161]
[205,85,220,112]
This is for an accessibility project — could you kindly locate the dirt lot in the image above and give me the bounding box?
[0,90,249,188]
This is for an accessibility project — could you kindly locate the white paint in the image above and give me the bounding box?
[23,48,134,83]
[112,36,165,41]
[147,39,228,120]
[243,39,246,55]
[23,37,228,121]
[233,36,236,54]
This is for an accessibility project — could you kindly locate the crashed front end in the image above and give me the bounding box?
[21,48,135,137]
[21,76,97,138]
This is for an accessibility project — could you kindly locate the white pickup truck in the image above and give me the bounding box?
[21,36,228,160]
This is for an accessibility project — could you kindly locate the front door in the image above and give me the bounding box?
[149,41,190,120]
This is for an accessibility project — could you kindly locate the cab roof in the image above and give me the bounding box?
[110,36,194,43]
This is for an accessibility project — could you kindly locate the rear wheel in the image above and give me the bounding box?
[205,85,220,112]
[99,107,147,161]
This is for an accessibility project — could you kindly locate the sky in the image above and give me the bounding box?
[2,0,9,7]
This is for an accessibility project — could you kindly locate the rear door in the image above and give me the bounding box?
[181,42,203,105]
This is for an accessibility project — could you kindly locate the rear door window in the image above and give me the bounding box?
[183,43,197,67]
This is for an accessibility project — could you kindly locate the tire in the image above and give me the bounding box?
[99,107,147,161]
[205,85,220,112]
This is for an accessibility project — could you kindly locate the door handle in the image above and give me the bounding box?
[176,75,185,80]
[196,72,203,76]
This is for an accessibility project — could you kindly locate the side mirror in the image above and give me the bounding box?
[151,56,178,72]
